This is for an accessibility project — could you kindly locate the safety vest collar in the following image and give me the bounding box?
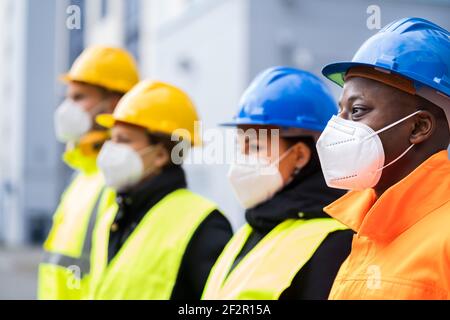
[202,218,348,300]
[63,147,99,175]
[63,131,109,175]
[325,150,450,242]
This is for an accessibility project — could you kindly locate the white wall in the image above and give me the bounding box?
[85,0,125,46]
[248,0,450,98]
[149,0,250,229]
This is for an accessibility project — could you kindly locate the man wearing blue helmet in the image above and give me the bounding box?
[202,67,353,300]
[318,18,450,299]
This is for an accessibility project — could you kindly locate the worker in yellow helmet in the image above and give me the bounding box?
[38,46,139,300]
[87,80,233,300]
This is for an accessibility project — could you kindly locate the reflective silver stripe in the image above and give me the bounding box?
[79,186,104,273]
[42,187,105,278]
[42,252,89,280]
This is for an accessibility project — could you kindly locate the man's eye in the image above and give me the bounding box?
[352,106,367,115]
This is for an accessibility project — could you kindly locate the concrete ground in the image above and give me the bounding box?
[0,246,41,300]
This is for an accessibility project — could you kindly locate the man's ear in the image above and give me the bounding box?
[410,111,434,145]
[293,142,311,170]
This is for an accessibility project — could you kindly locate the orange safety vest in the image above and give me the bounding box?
[325,150,450,300]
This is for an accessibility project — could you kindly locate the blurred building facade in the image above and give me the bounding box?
[1,0,450,245]
[0,0,77,245]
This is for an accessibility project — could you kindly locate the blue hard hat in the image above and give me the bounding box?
[221,67,339,132]
[322,17,450,98]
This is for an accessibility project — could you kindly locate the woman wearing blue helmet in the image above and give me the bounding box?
[202,67,353,300]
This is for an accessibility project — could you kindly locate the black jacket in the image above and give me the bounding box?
[107,165,233,300]
[229,154,354,300]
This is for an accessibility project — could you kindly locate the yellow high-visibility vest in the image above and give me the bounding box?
[87,188,218,300]
[38,171,105,300]
[202,218,348,300]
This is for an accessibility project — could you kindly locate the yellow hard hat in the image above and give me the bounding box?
[96,80,201,146]
[61,46,140,93]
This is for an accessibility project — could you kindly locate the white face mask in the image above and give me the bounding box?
[227,148,293,209]
[316,110,422,191]
[54,99,92,143]
[97,141,155,192]
[54,98,108,143]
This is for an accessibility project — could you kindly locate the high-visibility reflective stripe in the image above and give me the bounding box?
[42,187,104,277]
[79,186,103,270]
[41,252,88,279]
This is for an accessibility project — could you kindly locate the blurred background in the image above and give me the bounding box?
[0,0,449,299]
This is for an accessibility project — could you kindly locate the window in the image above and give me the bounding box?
[124,0,140,63]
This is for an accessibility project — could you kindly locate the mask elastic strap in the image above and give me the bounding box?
[367,110,423,139]
[272,146,295,166]
[250,147,294,176]
[376,143,415,172]
[248,146,294,167]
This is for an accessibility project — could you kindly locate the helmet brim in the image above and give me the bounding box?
[219,119,325,132]
[96,114,115,129]
[96,113,202,147]
[219,119,270,127]
[322,61,382,87]
[59,73,73,84]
